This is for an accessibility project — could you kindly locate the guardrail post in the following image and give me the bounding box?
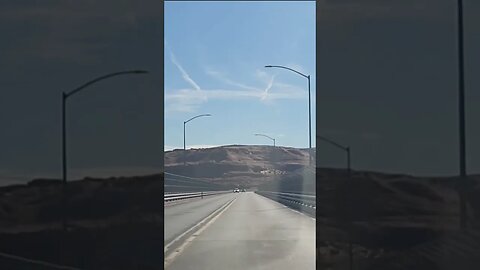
[201,191,203,199]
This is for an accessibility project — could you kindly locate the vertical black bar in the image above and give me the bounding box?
[62,92,67,232]
[183,122,186,167]
[347,147,352,270]
[315,0,320,265]
[349,237,353,270]
[347,147,351,176]
[160,0,165,265]
[308,75,312,167]
[273,140,276,178]
[457,0,467,230]
[61,92,68,265]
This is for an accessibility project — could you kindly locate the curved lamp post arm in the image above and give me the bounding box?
[61,69,147,232]
[266,64,312,167]
[317,134,351,174]
[265,65,309,78]
[254,133,276,146]
[184,114,212,124]
[254,133,275,142]
[183,114,212,166]
[185,114,212,124]
[317,135,348,151]
[254,134,277,176]
[64,70,148,99]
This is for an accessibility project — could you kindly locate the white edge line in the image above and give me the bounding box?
[164,197,235,253]
[164,197,237,268]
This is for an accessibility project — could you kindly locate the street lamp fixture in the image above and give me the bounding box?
[317,135,350,174]
[254,133,277,177]
[317,135,352,270]
[62,70,148,231]
[265,65,312,167]
[254,133,275,147]
[183,114,212,166]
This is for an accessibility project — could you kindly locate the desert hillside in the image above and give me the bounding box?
[164,145,314,187]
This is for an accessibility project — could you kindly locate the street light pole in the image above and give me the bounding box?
[265,65,312,167]
[254,133,276,177]
[346,145,352,270]
[184,122,186,160]
[457,0,467,231]
[307,75,312,167]
[61,70,148,231]
[347,146,351,176]
[183,114,212,167]
[183,121,186,167]
[254,133,276,147]
[62,92,67,231]
[317,135,350,163]
[317,135,352,270]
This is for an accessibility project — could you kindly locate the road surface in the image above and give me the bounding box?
[165,191,315,270]
[164,193,238,245]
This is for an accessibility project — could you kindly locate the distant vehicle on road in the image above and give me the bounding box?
[241,189,246,192]
[233,188,240,193]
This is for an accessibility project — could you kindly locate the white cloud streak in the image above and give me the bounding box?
[169,51,201,91]
[205,69,259,91]
[166,60,308,113]
[261,75,276,101]
[165,83,306,113]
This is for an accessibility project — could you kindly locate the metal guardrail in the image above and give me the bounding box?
[164,172,228,193]
[255,191,316,213]
[164,190,231,202]
[164,172,222,186]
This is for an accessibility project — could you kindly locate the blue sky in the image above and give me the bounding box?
[165,1,316,151]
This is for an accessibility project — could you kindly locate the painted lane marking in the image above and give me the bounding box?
[164,197,237,269]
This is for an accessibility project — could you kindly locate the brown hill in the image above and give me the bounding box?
[0,174,164,233]
[164,145,313,187]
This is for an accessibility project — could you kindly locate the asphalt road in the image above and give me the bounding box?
[165,191,315,270]
[164,192,238,245]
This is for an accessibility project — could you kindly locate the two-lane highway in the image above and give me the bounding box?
[164,192,238,247]
[165,192,315,270]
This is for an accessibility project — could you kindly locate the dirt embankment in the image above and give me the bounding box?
[0,174,166,269]
[311,169,480,270]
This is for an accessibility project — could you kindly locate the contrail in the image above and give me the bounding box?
[261,75,275,100]
[169,51,201,91]
[206,69,259,91]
